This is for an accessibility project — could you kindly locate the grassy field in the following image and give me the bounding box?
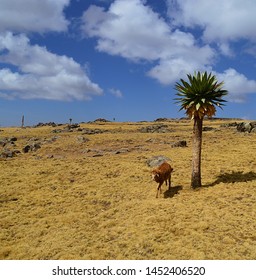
[0,119,256,260]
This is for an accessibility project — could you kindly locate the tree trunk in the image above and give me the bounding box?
[191,116,203,188]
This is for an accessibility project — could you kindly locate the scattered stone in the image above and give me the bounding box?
[113,148,130,154]
[9,137,18,142]
[0,137,18,147]
[46,154,54,159]
[171,140,187,148]
[22,143,41,153]
[28,137,40,142]
[236,122,256,133]
[0,139,7,147]
[81,128,108,135]
[154,118,169,122]
[32,143,41,151]
[65,124,80,130]
[237,122,252,133]
[220,121,256,133]
[92,153,104,157]
[220,122,238,128]
[51,126,108,134]
[77,136,90,143]
[51,129,63,133]
[139,124,172,133]
[46,154,65,159]
[35,122,58,127]
[83,149,104,157]
[44,136,59,144]
[146,155,171,167]
[23,145,31,153]
[0,149,20,158]
[203,126,215,131]
[89,118,111,123]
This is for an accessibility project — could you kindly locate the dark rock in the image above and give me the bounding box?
[92,153,104,157]
[28,137,40,142]
[237,122,252,133]
[32,143,41,151]
[0,137,18,147]
[23,145,31,153]
[113,148,130,154]
[154,118,169,122]
[89,118,111,123]
[203,126,215,131]
[220,122,238,128]
[221,121,256,133]
[0,139,7,147]
[66,123,80,129]
[0,149,19,158]
[251,121,256,129]
[46,154,54,159]
[9,137,18,142]
[171,140,187,147]
[35,122,58,127]
[22,142,41,153]
[83,149,104,157]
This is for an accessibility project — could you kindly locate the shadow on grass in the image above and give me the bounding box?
[164,185,183,198]
[205,171,256,187]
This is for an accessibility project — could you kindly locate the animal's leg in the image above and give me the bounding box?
[168,175,171,190]
[156,182,163,198]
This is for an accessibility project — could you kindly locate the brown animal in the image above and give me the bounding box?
[152,161,173,198]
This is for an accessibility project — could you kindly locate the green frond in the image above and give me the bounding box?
[174,71,228,119]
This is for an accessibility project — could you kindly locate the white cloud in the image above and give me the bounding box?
[0,1,104,101]
[216,68,256,103]
[109,88,123,98]
[82,0,206,61]
[0,32,103,100]
[82,0,215,82]
[147,58,203,85]
[167,0,256,43]
[82,1,173,61]
[0,0,70,33]
[217,42,235,57]
[147,43,215,84]
[166,0,256,101]
[81,0,256,102]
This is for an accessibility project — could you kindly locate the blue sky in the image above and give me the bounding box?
[0,0,256,126]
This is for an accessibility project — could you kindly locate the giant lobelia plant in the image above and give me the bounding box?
[175,71,228,188]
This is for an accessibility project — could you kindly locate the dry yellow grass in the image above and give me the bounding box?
[0,119,256,260]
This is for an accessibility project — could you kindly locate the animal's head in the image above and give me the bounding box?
[151,170,160,181]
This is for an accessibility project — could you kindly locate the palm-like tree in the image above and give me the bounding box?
[175,71,228,188]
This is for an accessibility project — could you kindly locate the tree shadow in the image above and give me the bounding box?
[164,185,183,198]
[205,171,256,187]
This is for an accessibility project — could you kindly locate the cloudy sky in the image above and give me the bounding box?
[0,0,256,126]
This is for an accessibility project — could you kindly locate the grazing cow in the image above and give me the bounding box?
[152,161,173,198]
